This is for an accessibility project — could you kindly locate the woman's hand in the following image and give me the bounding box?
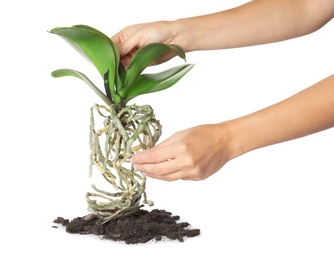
[111,21,185,68]
[131,124,233,181]
[131,74,334,181]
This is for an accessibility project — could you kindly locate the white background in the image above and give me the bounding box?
[1,0,333,259]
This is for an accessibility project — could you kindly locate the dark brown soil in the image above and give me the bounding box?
[53,208,200,244]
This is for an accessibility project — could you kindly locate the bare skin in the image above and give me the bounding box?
[111,0,334,181]
[112,0,334,67]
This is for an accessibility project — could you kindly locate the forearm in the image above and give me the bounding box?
[225,74,334,159]
[175,0,334,51]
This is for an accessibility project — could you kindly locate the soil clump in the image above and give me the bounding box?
[53,208,200,244]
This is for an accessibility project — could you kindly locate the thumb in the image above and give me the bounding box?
[110,34,122,46]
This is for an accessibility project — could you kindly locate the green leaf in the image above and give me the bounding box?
[51,69,112,106]
[72,25,123,93]
[123,63,195,103]
[49,25,119,102]
[124,43,186,90]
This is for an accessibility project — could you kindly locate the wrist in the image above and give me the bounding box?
[172,18,199,52]
[218,117,257,161]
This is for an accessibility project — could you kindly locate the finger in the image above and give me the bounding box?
[121,49,137,67]
[120,55,133,69]
[117,36,142,58]
[133,157,176,174]
[110,34,122,45]
[134,156,185,179]
[144,171,183,182]
[145,167,200,182]
[135,159,184,181]
[131,143,176,164]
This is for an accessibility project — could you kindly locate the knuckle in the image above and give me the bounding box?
[188,166,204,181]
[183,154,196,168]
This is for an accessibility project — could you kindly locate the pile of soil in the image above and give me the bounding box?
[53,208,200,244]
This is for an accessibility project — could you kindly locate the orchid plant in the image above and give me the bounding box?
[50,25,194,222]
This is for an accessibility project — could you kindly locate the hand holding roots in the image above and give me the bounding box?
[87,103,162,223]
